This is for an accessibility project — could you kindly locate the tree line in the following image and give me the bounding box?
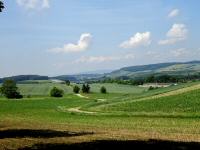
[98,74,200,85]
[0,0,4,12]
[0,75,49,83]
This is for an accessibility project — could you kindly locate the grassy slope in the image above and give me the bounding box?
[18,83,73,96]
[1,82,200,149]
[17,82,147,96]
[83,81,200,111]
[101,89,200,116]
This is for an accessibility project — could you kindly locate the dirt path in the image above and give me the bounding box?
[75,94,89,99]
[96,99,107,102]
[67,107,96,114]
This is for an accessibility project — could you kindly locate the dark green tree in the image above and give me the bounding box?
[82,84,90,93]
[0,79,23,99]
[0,1,4,12]
[148,86,154,91]
[73,85,80,94]
[146,75,155,83]
[100,86,107,94]
[50,87,64,97]
[82,84,86,93]
[65,80,70,86]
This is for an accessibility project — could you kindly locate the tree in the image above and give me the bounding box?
[65,80,70,86]
[0,1,4,12]
[82,83,90,93]
[73,85,80,94]
[0,79,23,99]
[100,86,107,94]
[146,75,155,83]
[50,87,64,97]
[148,86,154,91]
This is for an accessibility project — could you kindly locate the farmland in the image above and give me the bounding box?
[1,81,200,149]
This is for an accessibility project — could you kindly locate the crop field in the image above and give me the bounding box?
[1,81,200,149]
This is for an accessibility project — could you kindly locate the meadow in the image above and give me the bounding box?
[1,81,200,149]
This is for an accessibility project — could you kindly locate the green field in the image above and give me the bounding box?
[18,81,73,96]
[1,81,200,149]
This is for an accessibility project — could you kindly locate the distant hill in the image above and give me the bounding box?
[51,74,104,82]
[79,69,113,74]
[0,75,49,83]
[1,61,200,83]
[106,61,200,79]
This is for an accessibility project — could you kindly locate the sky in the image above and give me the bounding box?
[0,0,200,77]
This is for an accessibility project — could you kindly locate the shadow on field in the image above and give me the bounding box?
[0,129,93,139]
[19,140,200,150]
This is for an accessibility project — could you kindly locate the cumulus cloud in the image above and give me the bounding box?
[74,53,135,63]
[120,32,151,49]
[16,0,50,9]
[170,48,188,57]
[49,33,92,53]
[168,9,179,18]
[159,24,188,45]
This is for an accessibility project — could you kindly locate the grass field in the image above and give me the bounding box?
[18,83,73,96]
[1,81,200,149]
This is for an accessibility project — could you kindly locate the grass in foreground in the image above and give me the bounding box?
[1,81,200,149]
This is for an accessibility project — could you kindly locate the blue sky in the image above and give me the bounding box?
[0,0,200,77]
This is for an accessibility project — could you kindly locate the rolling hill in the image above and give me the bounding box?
[1,61,200,83]
[106,60,200,79]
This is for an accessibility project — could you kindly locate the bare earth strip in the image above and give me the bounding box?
[67,107,96,114]
[75,94,89,99]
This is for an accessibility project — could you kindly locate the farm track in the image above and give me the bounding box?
[75,94,89,99]
[67,107,97,114]
[67,84,200,114]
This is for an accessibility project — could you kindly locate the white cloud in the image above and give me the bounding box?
[49,33,92,53]
[170,48,188,57]
[75,56,120,63]
[168,9,179,18]
[159,24,188,45]
[167,24,187,39]
[16,0,50,9]
[120,32,151,49]
[74,53,135,63]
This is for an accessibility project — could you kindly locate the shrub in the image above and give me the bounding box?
[82,84,90,93]
[73,85,80,94]
[0,79,23,99]
[50,87,64,97]
[148,86,159,91]
[100,86,107,94]
[148,86,154,90]
[65,80,70,86]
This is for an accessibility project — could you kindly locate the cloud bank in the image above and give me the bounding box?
[170,48,188,57]
[74,53,135,63]
[49,33,92,53]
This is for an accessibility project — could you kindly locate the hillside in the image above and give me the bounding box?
[1,61,200,83]
[106,61,200,79]
[0,75,49,83]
